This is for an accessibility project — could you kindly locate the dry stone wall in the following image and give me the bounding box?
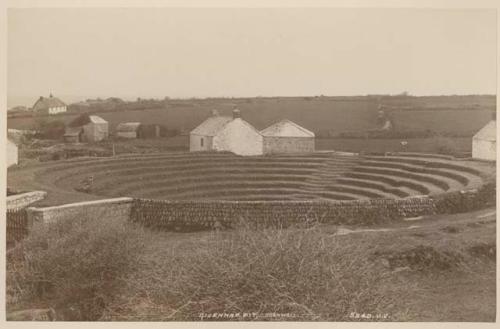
[130,197,437,231]
[16,182,495,233]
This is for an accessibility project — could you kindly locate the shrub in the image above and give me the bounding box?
[33,119,66,140]
[105,225,399,321]
[433,136,459,155]
[6,216,146,320]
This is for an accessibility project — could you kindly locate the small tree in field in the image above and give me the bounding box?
[33,118,66,140]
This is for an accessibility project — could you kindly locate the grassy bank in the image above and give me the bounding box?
[6,208,496,321]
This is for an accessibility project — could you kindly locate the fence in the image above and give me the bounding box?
[7,208,30,248]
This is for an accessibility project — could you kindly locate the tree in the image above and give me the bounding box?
[34,118,66,139]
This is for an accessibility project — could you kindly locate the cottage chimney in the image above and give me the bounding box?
[233,108,241,119]
[39,96,43,101]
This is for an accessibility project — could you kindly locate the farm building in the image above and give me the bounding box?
[116,122,141,138]
[137,124,163,138]
[63,127,83,143]
[7,138,18,168]
[472,119,496,161]
[32,94,67,115]
[65,114,109,143]
[82,116,108,142]
[261,119,315,154]
[190,109,263,156]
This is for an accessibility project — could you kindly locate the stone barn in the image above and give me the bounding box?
[137,124,162,138]
[472,119,496,161]
[7,138,18,168]
[261,119,315,154]
[65,114,109,142]
[190,109,263,156]
[116,122,141,139]
[83,116,108,142]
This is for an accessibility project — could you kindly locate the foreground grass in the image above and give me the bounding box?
[6,208,496,321]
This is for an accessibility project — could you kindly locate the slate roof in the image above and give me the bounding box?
[69,114,107,127]
[261,119,315,137]
[89,115,107,124]
[32,95,66,111]
[473,120,496,142]
[190,116,233,136]
[116,122,141,132]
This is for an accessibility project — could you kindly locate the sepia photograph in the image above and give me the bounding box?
[3,1,498,323]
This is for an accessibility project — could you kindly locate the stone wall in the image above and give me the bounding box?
[27,197,133,224]
[130,197,436,231]
[190,134,213,152]
[7,191,47,211]
[263,136,315,154]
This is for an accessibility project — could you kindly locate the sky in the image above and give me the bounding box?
[7,8,497,107]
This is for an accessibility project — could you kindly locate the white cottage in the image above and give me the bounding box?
[472,120,496,161]
[7,139,18,168]
[261,119,315,154]
[190,109,263,156]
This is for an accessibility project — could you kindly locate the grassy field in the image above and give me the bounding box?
[7,152,495,206]
[316,137,472,154]
[7,95,495,137]
[6,207,496,321]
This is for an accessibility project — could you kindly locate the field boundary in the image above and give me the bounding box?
[129,197,436,230]
[129,182,493,231]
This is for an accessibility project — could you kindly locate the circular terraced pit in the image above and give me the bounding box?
[7,151,496,206]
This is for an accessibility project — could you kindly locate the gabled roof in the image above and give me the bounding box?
[224,118,263,136]
[190,116,233,136]
[69,114,107,127]
[473,120,496,142]
[117,122,141,132]
[89,115,107,124]
[261,119,315,137]
[32,95,66,111]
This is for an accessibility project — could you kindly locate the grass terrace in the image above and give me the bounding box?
[7,151,495,206]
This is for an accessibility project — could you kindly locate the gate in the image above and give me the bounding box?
[7,208,29,249]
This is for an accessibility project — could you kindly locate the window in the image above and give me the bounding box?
[201,138,204,147]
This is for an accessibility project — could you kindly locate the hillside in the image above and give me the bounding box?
[7,95,496,137]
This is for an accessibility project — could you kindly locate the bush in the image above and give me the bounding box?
[106,225,399,321]
[33,119,66,140]
[6,216,146,320]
